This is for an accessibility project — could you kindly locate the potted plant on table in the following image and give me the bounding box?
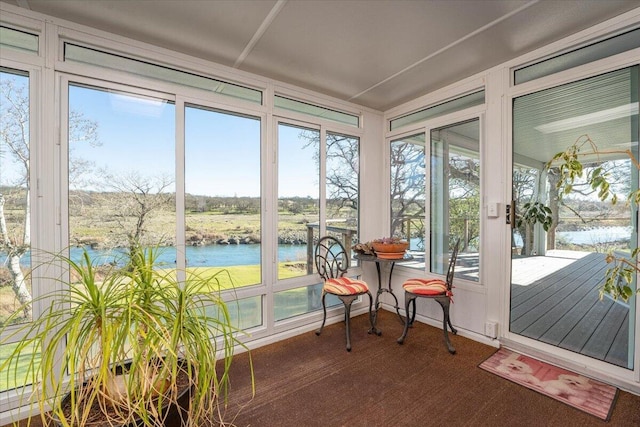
[0,242,252,427]
[370,237,410,259]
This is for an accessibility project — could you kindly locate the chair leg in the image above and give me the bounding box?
[341,295,357,352]
[447,310,457,335]
[408,297,417,326]
[315,293,328,336]
[397,292,416,344]
[436,297,456,354]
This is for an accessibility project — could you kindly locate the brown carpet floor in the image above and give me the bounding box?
[5,310,640,426]
[221,310,639,427]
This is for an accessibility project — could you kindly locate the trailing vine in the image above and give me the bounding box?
[546,134,639,302]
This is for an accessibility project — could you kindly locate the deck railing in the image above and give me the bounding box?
[305,221,355,273]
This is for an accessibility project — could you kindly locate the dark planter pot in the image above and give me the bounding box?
[53,359,191,427]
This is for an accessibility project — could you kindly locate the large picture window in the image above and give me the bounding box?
[326,131,360,252]
[185,106,263,329]
[277,123,320,281]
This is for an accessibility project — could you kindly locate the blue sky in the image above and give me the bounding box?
[69,86,177,191]
[68,85,318,198]
[1,74,321,198]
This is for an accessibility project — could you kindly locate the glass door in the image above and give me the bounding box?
[510,66,638,369]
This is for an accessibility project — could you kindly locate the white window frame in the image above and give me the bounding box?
[271,115,366,331]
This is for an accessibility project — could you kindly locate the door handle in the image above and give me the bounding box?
[506,201,516,228]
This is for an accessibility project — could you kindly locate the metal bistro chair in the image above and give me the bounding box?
[397,239,461,354]
[314,236,374,351]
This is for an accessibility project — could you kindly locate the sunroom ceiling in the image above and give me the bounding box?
[514,66,638,166]
[3,0,640,111]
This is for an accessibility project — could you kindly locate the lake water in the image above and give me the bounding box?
[513,226,633,247]
[8,244,308,268]
[557,226,633,245]
[5,226,634,268]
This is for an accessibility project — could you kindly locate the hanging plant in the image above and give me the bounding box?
[546,134,640,303]
[517,201,553,232]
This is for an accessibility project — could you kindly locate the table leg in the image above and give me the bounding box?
[369,262,383,334]
[386,262,404,323]
[370,260,406,335]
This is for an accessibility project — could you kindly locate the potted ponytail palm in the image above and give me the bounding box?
[1,243,252,426]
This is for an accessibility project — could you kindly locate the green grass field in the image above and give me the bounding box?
[0,341,39,392]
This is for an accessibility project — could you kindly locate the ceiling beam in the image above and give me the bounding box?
[348,0,540,103]
[234,0,288,69]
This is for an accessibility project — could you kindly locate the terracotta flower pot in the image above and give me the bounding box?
[371,241,409,254]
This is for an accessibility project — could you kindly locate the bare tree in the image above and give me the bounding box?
[95,171,175,253]
[326,133,359,212]
[390,140,425,238]
[0,76,98,321]
[449,154,480,250]
[300,130,360,212]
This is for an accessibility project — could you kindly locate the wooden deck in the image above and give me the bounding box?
[397,250,630,368]
[510,252,630,369]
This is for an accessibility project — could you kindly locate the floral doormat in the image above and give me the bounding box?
[479,348,618,421]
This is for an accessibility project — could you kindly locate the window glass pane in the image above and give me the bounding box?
[1,70,32,326]
[277,124,319,280]
[68,84,176,264]
[185,106,261,288]
[0,26,38,54]
[207,295,262,330]
[65,44,262,104]
[275,96,359,127]
[430,119,480,281]
[514,28,640,85]
[326,132,360,262]
[390,133,426,269]
[1,69,34,392]
[390,91,484,131]
[274,283,341,321]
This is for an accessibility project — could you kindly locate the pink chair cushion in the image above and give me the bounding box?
[323,277,369,295]
[402,278,449,296]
